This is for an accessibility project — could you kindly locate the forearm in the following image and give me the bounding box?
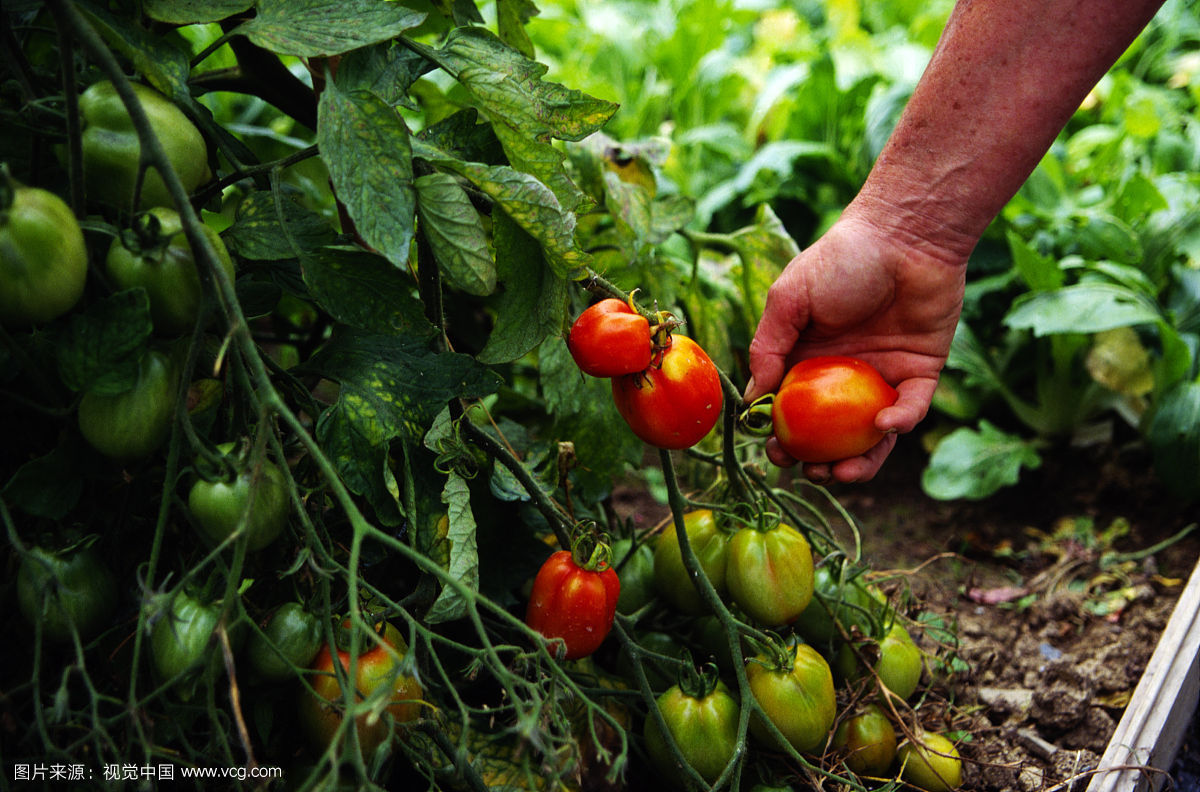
[848,0,1165,260]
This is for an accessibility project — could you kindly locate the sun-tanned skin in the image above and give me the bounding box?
[745,0,1167,483]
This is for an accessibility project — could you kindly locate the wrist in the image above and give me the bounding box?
[840,176,982,267]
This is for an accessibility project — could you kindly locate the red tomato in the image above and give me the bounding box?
[771,356,898,463]
[525,549,620,660]
[611,335,723,449]
[567,298,652,377]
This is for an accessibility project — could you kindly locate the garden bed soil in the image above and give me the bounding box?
[615,434,1199,791]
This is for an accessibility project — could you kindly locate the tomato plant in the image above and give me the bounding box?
[0,172,88,326]
[525,544,620,660]
[17,542,117,643]
[643,669,739,785]
[771,356,898,463]
[247,602,323,682]
[898,730,963,792]
[567,297,653,377]
[149,591,225,701]
[187,441,291,552]
[300,621,423,756]
[725,518,814,627]
[77,348,177,461]
[832,704,897,777]
[106,207,235,335]
[80,81,209,211]
[747,641,837,754]
[612,334,722,449]
[653,509,731,615]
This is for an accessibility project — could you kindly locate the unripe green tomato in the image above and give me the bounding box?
[188,442,290,552]
[653,510,731,614]
[150,591,223,701]
[106,207,235,335]
[248,602,323,681]
[80,81,209,210]
[17,545,117,643]
[78,349,177,461]
[725,520,814,627]
[898,730,962,791]
[832,704,897,777]
[644,681,739,785]
[836,623,923,702]
[0,181,87,326]
[793,564,880,649]
[747,643,837,754]
[612,537,656,615]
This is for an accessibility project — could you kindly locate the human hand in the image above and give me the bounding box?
[744,213,968,483]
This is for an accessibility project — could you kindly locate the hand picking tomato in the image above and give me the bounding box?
[747,641,837,754]
[644,676,739,785]
[525,545,620,660]
[187,441,291,552]
[17,543,117,643]
[653,509,731,615]
[898,730,962,791]
[612,334,722,449]
[106,207,236,335]
[771,356,898,463]
[832,704,898,777]
[725,518,814,627]
[0,174,88,326]
[568,297,652,377]
[80,80,209,210]
[301,621,424,756]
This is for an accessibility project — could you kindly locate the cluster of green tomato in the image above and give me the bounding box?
[612,509,963,791]
[4,77,426,757]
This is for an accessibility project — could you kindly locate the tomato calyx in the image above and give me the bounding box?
[737,394,775,437]
[568,521,613,573]
[676,656,722,701]
[743,631,797,673]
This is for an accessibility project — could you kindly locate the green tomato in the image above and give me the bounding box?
[898,730,962,791]
[247,602,323,682]
[80,81,209,211]
[149,591,223,700]
[832,704,898,777]
[653,509,731,614]
[747,643,837,754]
[187,442,290,552]
[793,564,881,650]
[725,520,814,627]
[836,623,923,702]
[644,680,739,785]
[17,544,117,643]
[106,208,235,334]
[612,537,656,615]
[0,178,87,326]
[78,349,177,461]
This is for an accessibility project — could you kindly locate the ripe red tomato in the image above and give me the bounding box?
[568,298,652,377]
[525,549,620,660]
[771,356,898,463]
[611,334,722,449]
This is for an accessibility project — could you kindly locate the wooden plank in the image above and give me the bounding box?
[1086,559,1200,792]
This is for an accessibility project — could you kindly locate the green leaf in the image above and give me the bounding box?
[78,3,191,97]
[921,421,1042,501]
[1146,381,1200,502]
[1006,230,1063,292]
[302,248,435,337]
[477,211,568,364]
[57,290,153,395]
[496,0,539,58]
[414,139,590,277]
[2,440,85,520]
[1004,283,1162,336]
[334,42,428,109]
[306,329,501,523]
[727,203,798,324]
[237,0,426,57]
[317,81,416,268]
[223,190,337,261]
[143,0,253,24]
[414,173,496,296]
[424,470,480,624]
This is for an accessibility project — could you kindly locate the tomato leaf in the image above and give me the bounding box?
[921,421,1043,501]
[56,289,153,395]
[415,173,496,296]
[496,0,539,58]
[142,0,253,24]
[425,464,480,624]
[223,190,336,261]
[236,0,426,57]
[2,440,85,520]
[476,211,568,364]
[1004,283,1162,336]
[301,249,434,337]
[317,80,416,268]
[77,3,191,98]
